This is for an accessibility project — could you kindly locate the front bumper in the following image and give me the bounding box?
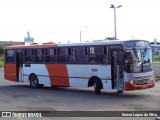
[125,80,155,91]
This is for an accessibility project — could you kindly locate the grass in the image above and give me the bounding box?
[152,55,160,61]
[155,75,160,79]
[0,56,4,68]
[155,75,160,82]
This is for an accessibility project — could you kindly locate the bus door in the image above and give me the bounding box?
[16,52,23,82]
[111,50,124,90]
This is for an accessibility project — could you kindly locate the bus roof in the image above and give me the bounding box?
[4,39,149,49]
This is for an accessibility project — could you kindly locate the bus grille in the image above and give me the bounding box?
[133,75,152,85]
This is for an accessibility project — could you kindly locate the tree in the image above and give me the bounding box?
[0,47,4,56]
[105,37,117,40]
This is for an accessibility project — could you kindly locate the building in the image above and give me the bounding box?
[0,41,25,48]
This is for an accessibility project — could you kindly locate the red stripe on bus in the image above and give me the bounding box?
[4,44,58,49]
[45,64,69,86]
[4,64,17,82]
[125,81,155,91]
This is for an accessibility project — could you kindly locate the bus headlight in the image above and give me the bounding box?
[149,76,154,83]
[129,80,134,84]
[149,79,154,83]
[129,80,137,85]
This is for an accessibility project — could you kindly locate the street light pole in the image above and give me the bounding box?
[110,4,122,39]
[80,26,87,42]
[80,31,82,42]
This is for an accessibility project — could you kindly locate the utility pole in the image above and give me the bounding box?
[110,4,122,39]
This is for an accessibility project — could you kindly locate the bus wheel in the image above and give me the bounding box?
[30,75,43,88]
[117,90,123,93]
[94,79,101,95]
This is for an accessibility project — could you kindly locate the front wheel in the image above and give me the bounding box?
[94,79,101,95]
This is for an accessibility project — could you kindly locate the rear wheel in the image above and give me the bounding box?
[30,74,44,88]
[117,90,123,93]
[94,79,101,95]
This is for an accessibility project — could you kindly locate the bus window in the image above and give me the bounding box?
[25,49,33,56]
[85,46,109,64]
[44,48,49,55]
[72,48,76,62]
[68,48,72,55]
[35,49,43,55]
[89,47,96,63]
[90,47,95,55]
[95,46,104,64]
[75,47,88,64]
[85,47,89,55]
[44,48,55,63]
[125,52,132,60]
[66,47,73,63]
[24,49,34,63]
[88,46,108,64]
[104,46,108,54]
[50,48,56,55]
[57,47,75,63]
[34,48,44,63]
[6,50,15,63]
[103,46,108,64]
[57,47,67,63]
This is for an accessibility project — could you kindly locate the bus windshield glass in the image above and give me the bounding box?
[125,48,152,73]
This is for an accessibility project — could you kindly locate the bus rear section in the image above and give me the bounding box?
[4,50,22,82]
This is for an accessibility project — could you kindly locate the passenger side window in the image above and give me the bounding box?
[103,46,108,64]
[57,47,66,63]
[24,49,34,63]
[45,48,57,63]
[34,48,44,63]
[88,46,109,64]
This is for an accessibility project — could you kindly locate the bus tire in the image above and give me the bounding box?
[30,74,43,88]
[38,84,44,88]
[117,90,123,93]
[94,79,101,95]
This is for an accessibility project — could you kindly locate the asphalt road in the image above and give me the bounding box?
[0,68,160,120]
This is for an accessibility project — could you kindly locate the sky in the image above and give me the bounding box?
[0,0,160,43]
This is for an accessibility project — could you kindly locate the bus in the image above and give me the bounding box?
[4,39,155,94]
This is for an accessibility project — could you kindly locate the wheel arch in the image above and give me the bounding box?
[28,73,37,81]
[88,76,103,89]
[29,73,44,88]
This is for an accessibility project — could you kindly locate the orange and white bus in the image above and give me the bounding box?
[4,40,155,94]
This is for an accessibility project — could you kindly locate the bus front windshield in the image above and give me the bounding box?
[125,48,152,73]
